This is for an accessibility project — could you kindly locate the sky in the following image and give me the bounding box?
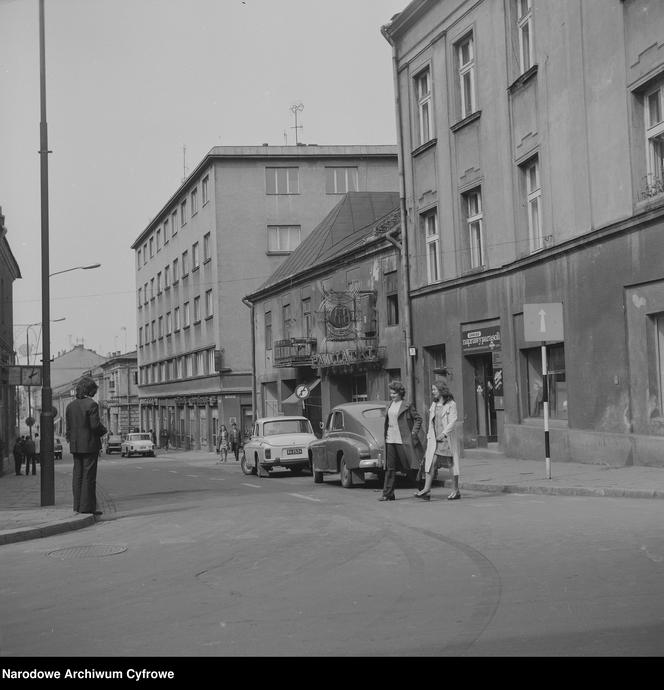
[0,0,407,362]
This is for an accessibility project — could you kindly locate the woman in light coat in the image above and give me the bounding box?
[415,381,461,501]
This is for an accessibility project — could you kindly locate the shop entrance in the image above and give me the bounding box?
[467,353,498,445]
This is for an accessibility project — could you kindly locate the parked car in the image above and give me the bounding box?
[54,435,63,460]
[241,416,317,477]
[120,432,155,458]
[105,434,123,455]
[309,402,394,488]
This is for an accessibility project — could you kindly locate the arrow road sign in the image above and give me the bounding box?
[523,303,564,342]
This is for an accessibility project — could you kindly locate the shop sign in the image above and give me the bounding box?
[461,325,501,354]
[312,345,384,368]
[140,397,159,405]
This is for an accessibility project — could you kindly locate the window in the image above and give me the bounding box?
[193,296,201,322]
[151,320,156,342]
[172,257,179,283]
[523,157,543,252]
[208,349,215,375]
[282,303,291,339]
[150,277,155,300]
[157,271,162,294]
[163,218,169,241]
[265,311,272,350]
[186,354,194,378]
[265,167,299,195]
[138,326,143,347]
[143,283,148,304]
[464,188,484,268]
[137,248,142,268]
[197,351,206,376]
[149,237,154,257]
[421,209,440,284]
[164,264,170,288]
[174,306,181,331]
[385,271,399,326]
[202,175,209,204]
[645,83,664,194]
[656,314,664,414]
[156,228,162,251]
[192,242,199,269]
[524,343,567,420]
[176,356,183,379]
[183,301,190,328]
[166,311,172,335]
[203,232,211,261]
[205,289,213,318]
[302,298,311,337]
[137,287,142,307]
[325,167,358,194]
[415,68,432,145]
[191,187,198,215]
[145,322,149,342]
[158,315,163,338]
[171,211,178,237]
[182,250,189,276]
[267,225,301,253]
[180,199,187,226]
[160,361,166,382]
[143,243,148,264]
[517,0,534,74]
[457,33,476,119]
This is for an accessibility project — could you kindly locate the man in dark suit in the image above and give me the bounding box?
[66,376,107,516]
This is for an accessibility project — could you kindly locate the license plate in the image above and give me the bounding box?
[286,448,302,455]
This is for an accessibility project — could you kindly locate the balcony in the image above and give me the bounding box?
[273,337,317,368]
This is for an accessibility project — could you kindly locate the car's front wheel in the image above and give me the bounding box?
[340,458,353,489]
[240,452,254,476]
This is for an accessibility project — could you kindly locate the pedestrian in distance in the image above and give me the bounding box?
[415,380,461,501]
[160,427,169,450]
[12,436,24,476]
[379,380,425,502]
[23,435,37,475]
[65,375,107,516]
[229,421,242,461]
[149,428,157,446]
[34,432,41,470]
[217,424,229,463]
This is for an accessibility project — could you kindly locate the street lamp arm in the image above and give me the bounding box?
[49,263,101,278]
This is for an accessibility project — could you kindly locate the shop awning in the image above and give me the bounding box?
[281,378,321,405]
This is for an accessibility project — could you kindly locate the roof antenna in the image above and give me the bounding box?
[290,103,303,145]
[182,144,188,182]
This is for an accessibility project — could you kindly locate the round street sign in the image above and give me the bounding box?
[25,416,35,427]
[295,384,310,400]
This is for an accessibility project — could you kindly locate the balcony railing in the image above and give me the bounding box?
[273,337,317,368]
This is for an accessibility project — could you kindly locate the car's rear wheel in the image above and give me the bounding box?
[340,458,353,488]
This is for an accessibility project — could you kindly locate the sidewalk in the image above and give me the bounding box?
[1,447,663,546]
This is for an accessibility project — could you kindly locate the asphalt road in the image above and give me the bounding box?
[1,452,663,657]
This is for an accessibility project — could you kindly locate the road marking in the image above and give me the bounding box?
[209,478,225,481]
[184,474,199,478]
[242,483,262,488]
[169,471,178,474]
[288,493,322,502]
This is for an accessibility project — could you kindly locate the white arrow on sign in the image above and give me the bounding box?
[539,309,546,333]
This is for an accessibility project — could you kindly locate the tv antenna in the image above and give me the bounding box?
[182,144,188,182]
[290,103,304,145]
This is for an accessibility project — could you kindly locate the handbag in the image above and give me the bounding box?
[435,435,451,456]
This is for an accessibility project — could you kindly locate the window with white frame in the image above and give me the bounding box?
[203,232,211,261]
[517,0,534,74]
[523,157,543,252]
[645,83,664,193]
[267,225,301,252]
[191,187,198,215]
[457,33,476,120]
[194,296,201,322]
[180,199,187,226]
[174,306,181,331]
[464,188,485,268]
[415,68,432,145]
[192,242,200,269]
[325,167,358,194]
[266,167,299,195]
[205,289,213,318]
[164,264,170,288]
[166,311,172,335]
[183,301,190,328]
[202,175,209,204]
[421,209,441,284]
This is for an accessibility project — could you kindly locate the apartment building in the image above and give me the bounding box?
[382,0,664,466]
[131,145,398,450]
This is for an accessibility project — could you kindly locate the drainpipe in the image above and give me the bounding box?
[242,297,257,424]
[382,23,416,401]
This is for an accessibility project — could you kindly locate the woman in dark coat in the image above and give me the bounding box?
[379,380,425,501]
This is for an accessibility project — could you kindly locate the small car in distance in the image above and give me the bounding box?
[242,416,317,477]
[105,434,123,455]
[121,432,155,458]
[54,435,64,460]
[309,402,388,488]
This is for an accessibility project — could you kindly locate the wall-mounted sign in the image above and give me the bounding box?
[461,325,501,354]
[311,345,384,369]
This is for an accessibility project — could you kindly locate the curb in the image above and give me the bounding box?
[459,482,664,500]
[0,515,96,546]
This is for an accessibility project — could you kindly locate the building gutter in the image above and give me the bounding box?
[242,297,257,423]
[381,23,416,400]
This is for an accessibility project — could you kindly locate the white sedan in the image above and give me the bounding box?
[241,416,317,477]
[121,432,156,458]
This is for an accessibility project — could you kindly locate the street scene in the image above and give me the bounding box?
[1,0,664,663]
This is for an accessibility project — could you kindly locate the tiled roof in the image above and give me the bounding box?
[254,191,400,296]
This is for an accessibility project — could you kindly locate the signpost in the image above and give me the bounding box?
[523,303,564,480]
[296,384,310,413]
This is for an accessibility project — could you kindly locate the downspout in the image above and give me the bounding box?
[381,23,416,401]
[242,297,257,424]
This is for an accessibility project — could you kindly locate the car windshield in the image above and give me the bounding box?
[263,420,313,436]
[361,407,387,442]
[129,434,151,441]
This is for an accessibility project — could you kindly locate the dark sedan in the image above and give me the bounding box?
[310,402,390,488]
[105,434,123,455]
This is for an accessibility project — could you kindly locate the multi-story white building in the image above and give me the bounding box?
[131,145,398,450]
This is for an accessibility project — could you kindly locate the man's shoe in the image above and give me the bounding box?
[447,491,461,501]
[378,495,395,502]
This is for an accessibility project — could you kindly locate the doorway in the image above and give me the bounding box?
[468,353,497,445]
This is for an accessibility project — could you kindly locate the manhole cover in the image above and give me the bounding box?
[47,544,127,559]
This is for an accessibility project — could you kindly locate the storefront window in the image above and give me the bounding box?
[524,343,567,419]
